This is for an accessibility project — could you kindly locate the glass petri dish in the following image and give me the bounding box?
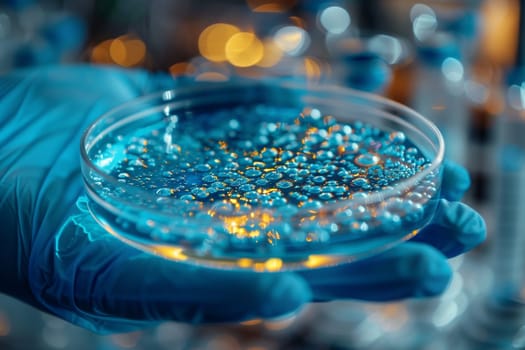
[80,79,444,271]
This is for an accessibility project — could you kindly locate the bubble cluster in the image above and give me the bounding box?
[89,104,439,255]
[95,106,431,209]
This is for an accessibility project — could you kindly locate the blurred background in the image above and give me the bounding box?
[1,0,525,348]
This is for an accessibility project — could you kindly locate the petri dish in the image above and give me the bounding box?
[80,79,444,271]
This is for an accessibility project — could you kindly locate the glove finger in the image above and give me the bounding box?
[409,199,486,258]
[441,160,471,201]
[88,253,311,324]
[31,213,311,333]
[298,242,451,302]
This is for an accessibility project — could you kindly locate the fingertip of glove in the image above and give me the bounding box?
[442,161,471,201]
[441,200,487,251]
[396,244,452,298]
[256,273,312,319]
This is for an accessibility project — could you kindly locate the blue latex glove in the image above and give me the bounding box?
[0,65,486,334]
[300,161,485,301]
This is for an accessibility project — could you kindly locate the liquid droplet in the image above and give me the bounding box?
[355,153,380,167]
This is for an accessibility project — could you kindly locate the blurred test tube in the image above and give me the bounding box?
[453,1,525,344]
[410,31,469,167]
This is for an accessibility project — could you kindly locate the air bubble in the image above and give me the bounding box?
[313,176,326,184]
[298,169,310,177]
[180,194,195,201]
[229,119,240,130]
[245,169,262,177]
[156,188,173,196]
[277,180,293,189]
[319,192,334,200]
[256,178,270,186]
[192,188,210,199]
[307,186,322,194]
[245,191,259,200]
[301,200,323,210]
[352,177,369,187]
[355,153,380,167]
[352,192,369,199]
[239,184,256,192]
[265,171,283,181]
[239,157,253,166]
[195,164,212,172]
[262,148,279,159]
[224,162,239,171]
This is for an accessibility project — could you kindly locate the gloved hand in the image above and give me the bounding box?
[0,65,485,334]
[299,161,485,301]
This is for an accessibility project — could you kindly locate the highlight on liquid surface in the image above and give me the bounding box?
[85,104,440,266]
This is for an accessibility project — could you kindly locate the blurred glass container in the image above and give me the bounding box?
[411,32,469,167]
[326,33,413,94]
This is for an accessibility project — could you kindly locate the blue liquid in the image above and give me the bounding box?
[86,105,439,265]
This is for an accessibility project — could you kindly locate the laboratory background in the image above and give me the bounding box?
[0,0,524,349]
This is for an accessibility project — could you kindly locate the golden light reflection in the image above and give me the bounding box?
[91,35,147,67]
[480,0,519,66]
[195,72,229,81]
[303,254,341,268]
[274,26,309,56]
[240,318,263,326]
[376,304,409,332]
[257,38,284,68]
[264,314,297,330]
[246,0,296,12]
[304,57,323,82]
[264,257,283,271]
[153,246,189,261]
[109,35,146,67]
[289,16,306,28]
[237,258,255,268]
[0,313,10,337]
[169,62,196,76]
[199,23,240,62]
[224,216,261,238]
[220,211,274,238]
[90,39,113,64]
[109,38,126,64]
[225,32,264,67]
[111,332,142,349]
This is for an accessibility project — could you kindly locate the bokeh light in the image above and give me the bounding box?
[304,56,323,82]
[225,32,264,67]
[90,39,112,64]
[368,34,404,65]
[319,6,351,35]
[246,0,296,13]
[195,72,230,82]
[274,26,310,56]
[411,4,437,42]
[508,83,525,111]
[289,15,306,28]
[91,35,146,67]
[441,57,464,82]
[169,62,195,76]
[409,3,435,23]
[479,0,519,66]
[257,38,283,67]
[199,23,240,62]
[0,312,10,336]
[109,35,146,67]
